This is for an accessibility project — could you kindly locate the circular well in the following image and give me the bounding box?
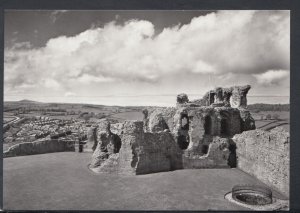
[232,185,272,205]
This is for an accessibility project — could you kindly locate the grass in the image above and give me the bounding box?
[3,152,287,211]
[251,111,290,132]
[108,111,144,122]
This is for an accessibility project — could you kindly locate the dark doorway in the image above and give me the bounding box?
[201,144,209,154]
[177,135,189,150]
[221,118,229,135]
[228,140,237,168]
[204,116,212,135]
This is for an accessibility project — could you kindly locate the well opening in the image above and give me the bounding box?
[232,185,273,206]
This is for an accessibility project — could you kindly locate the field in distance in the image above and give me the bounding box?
[3,100,289,131]
[248,103,290,132]
[3,99,146,123]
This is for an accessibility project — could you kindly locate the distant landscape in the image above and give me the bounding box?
[3,99,146,151]
[248,103,290,132]
[3,99,290,152]
[3,99,290,127]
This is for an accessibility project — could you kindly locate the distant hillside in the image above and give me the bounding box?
[248,103,289,111]
[18,99,40,104]
[5,99,41,104]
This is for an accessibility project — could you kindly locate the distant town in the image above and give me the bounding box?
[3,100,146,151]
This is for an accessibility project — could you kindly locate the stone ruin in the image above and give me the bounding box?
[187,85,251,108]
[88,85,289,197]
[89,85,256,174]
[1,84,288,198]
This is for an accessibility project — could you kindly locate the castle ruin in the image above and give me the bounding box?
[88,85,289,196]
[89,85,256,174]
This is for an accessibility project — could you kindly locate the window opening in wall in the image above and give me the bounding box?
[204,116,212,135]
[181,115,189,130]
[221,118,229,135]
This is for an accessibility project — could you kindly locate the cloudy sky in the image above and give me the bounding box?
[4,10,290,106]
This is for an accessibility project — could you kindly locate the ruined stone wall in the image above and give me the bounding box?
[90,85,257,175]
[187,85,251,109]
[181,107,218,150]
[147,107,176,132]
[239,109,256,131]
[91,120,182,175]
[86,126,98,151]
[119,121,182,175]
[215,107,243,136]
[183,137,232,168]
[229,110,243,135]
[117,121,144,175]
[186,110,205,149]
[136,132,182,174]
[90,120,122,170]
[233,127,289,197]
[230,85,251,108]
[173,107,242,150]
[3,139,75,158]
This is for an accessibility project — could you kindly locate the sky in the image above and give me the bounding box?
[4,10,290,106]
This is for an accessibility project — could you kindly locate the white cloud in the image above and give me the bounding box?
[50,10,68,23]
[64,92,77,97]
[44,79,61,89]
[5,10,290,95]
[77,74,115,83]
[253,70,289,86]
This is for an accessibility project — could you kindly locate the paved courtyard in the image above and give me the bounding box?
[3,152,285,211]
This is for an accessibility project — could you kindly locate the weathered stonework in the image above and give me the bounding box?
[86,126,98,151]
[230,85,251,108]
[187,85,251,109]
[239,109,256,131]
[148,107,177,132]
[3,139,75,158]
[183,137,232,168]
[90,120,121,169]
[91,120,182,175]
[142,109,149,132]
[233,127,289,197]
[90,85,256,174]
[177,93,189,105]
[89,85,289,198]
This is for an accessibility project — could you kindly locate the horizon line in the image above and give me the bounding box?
[4,94,290,98]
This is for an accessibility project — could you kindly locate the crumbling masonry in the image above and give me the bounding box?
[89,85,256,174]
[89,85,289,197]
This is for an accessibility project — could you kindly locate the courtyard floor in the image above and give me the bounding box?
[3,152,286,211]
